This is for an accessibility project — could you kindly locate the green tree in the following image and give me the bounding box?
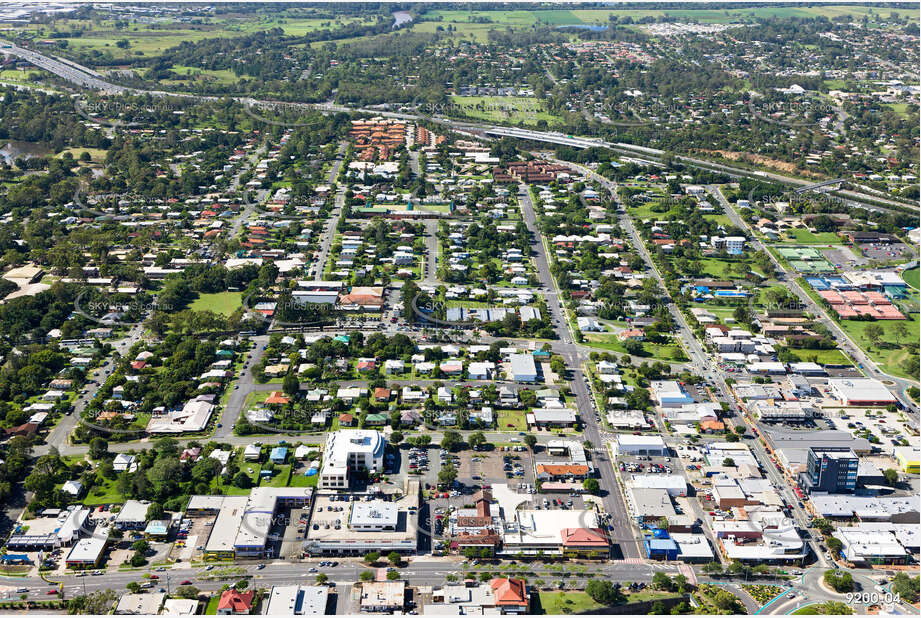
[864,323,884,349]
[360,570,375,582]
[175,585,199,599]
[390,431,403,445]
[824,570,855,593]
[386,569,400,581]
[523,434,537,450]
[891,573,920,603]
[283,372,300,398]
[582,478,600,495]
[364,551,380,564]
[652,572,673,591]
[388,551,401,566]
[126,582,141,594]
[468,431,487,450]
[315,574,328,585]
[438,463,457,487]
[88,437,109,460]
[883,468,899,486]
[585,579,625,605]
[441,430,462,451]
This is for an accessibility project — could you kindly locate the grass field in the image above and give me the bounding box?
[190,292,242,316]
[55,147,108,162]
[82,478,125,506]
[785,347,853,366]
[497,408,528,432]
[536,592,602,615]
[204,595,220,615]
[902,267,919,290]
[449,96,561,127]
[784,229,842,245]
[838,313,919,380]
[584,334,687,361]
[167,65,239,85]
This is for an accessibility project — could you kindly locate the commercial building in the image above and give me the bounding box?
[426,578,530,614]
[810,495,920,523]
[628,474,687,497]
[626,487,676,523]
[712,510,806,563]
[303,481,419,556]
[350,502,399,531]
[508,354,538,382]
[319,430,386,490]
[264,585,330,615]
[65,537,107,568]
[800,447,858,494]
[893,446,920,474]
[502,509,607,557]
[614,434,667,456]
[114,500,151,530]
[203,496,249,560]
[114,593,166,615]
[833,526,912,565]
[234,487,313,558]
[651,381,694,408]
[828,378,897,406]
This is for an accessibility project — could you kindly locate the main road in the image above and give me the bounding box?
[517,183,641,559]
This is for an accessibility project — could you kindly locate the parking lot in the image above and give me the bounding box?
[857,241,914,263]
[170,514,215,562]
[276,507,310,560]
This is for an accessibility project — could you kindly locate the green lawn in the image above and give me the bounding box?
[204,595,220,615]
[902,267,919,290]
[784,229,842,245]
[584,334,688,361]
[837,313,920,380]
[262,464,291,487]
[496,409,528,432]
[289,471,319,487]
[190,292,242,316]
[449,96,561,127]
[536,592,602,615]
[82,478,126,506]
[167,65,239,84]
[784,348,853,366]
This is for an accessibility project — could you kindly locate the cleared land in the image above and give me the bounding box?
[449,96,561,127]
[190,292,243,316]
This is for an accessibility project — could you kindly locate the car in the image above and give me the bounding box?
[46,589,57,595]
[257,564,265,569]
[180,580,193,586]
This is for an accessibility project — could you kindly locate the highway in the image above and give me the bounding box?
[2,38,913,217]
